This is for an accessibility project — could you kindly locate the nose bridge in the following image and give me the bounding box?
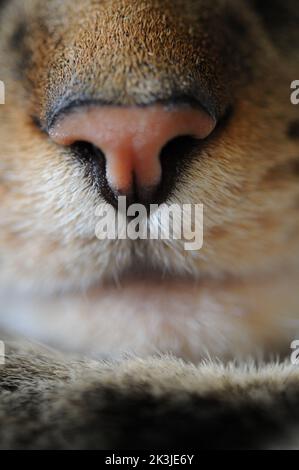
[45,1,216,114]
[38,0,232,130]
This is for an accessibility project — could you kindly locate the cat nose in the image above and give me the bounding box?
[49,104,216,205]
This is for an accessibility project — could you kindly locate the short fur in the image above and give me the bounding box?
[0,0,299,449]
[1,335,299,450]
[0,0,298,361]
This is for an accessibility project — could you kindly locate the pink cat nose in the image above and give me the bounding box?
[49,105,216,203]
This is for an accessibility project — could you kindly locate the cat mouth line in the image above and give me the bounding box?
[98,260,232,292]
[96,258,297,293]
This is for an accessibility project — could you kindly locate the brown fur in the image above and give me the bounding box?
[1,334,299,450]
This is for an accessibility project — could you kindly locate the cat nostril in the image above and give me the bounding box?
[160,135,203,172]
[70,141,119,207]
[70,141,105,168]
[156,135,203,204]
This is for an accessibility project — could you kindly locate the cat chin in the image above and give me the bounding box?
[0,273,297,362]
